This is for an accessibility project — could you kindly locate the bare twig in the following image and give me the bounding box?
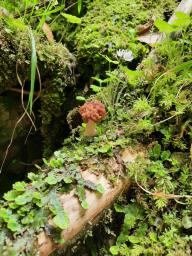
[135,173,192,200]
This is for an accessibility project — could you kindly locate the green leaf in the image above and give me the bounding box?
[96,183,105,194]
[6,17,27,30]
[45,174,58,185]
[28,29,37,114]
[110,245,119,255]
[120,66,141,86]
[13,181,26,192]
[61,13,81,24]
[78,0,83,14]
[161,150,171,161]
[115,204,144,231]
[53,212,69,229]
[9,203,19,209]
[154,19,176,33]
[63,176,73,184]
[34,5,64,17]
[81,200,89,209]
[90,85,102,93]
[33,209,46,229]
[15,192,33,205]
[15,196,29,205]
[173,12,191,27]
[76,185,86,202]
[149,232,157,242]
[4,190,19,201]
[114,204,125,213]
[0,208,12,222]
[175,11,190,20]
[98,144,112,154]
[28,172,38,181]
[7,218,21,232]
[151,144,161,160]
[33,192,41,200]
[128,235,140,244]
[76,96,86,102]
[49,191,69,229]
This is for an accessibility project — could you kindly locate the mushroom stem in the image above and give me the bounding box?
[84,120,97,137]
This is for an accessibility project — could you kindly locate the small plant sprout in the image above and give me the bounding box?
[79,101,107,137]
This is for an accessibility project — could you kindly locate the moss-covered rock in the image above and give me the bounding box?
[0,19,76,155]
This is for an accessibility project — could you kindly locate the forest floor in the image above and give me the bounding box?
[0,0,191,255]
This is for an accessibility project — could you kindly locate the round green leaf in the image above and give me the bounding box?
[110,245,119,255]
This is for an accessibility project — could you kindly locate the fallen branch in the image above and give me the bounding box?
[37,146,145,256]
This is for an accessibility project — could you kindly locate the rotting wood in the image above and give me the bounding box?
[37,146,146,256]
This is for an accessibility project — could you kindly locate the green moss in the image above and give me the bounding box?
[75,0,177,62]
[0,2,191,255]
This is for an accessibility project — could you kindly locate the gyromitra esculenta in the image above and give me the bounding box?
[79,101,106,137]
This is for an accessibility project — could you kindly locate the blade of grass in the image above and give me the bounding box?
[78,0,83,14]
[36,0,58,31]
[29,29,37,114]
[33,5,64,17]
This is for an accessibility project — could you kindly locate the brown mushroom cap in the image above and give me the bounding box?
[79,101,106,123]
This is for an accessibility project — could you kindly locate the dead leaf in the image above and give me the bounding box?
[137,20,154,35]
[42,22,54,44]
[137,32,161,45]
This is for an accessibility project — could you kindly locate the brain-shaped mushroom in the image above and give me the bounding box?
[79,101,106,136]
[79,101,106,123]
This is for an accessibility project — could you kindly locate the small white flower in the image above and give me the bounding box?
[116,49,134,62]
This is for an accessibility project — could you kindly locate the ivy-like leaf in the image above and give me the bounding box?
[13,181,26,192]
[0,208,12,222]
[3,190,19,201]
[15,192,33,205]
[7,217,21,232]
[45,174,58,185]
[128,235,140,244]
[110,245,119,255]
[63,176,73,184]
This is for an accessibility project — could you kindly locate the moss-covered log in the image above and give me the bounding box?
[0,137,145,256]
